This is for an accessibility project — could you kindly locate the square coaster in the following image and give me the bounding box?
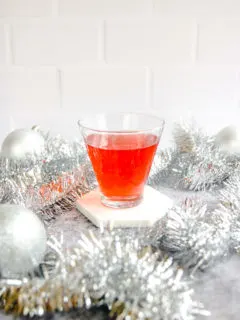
[76,186,173,228]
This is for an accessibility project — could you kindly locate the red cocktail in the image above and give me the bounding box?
[79,113,164,208]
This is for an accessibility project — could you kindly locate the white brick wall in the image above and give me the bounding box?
[105,19,196,64]
[59,0,152,16]
[12,19,100,65]
[153,66,239,131]
[0,0,51,17]
[0,0,240,145]
[0,67,59,111]
[0,24,5,64]
[198,21,240,64]
[61,67,147,111]
[154,0,240,18]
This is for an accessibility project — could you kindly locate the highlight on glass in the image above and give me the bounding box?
[78,113,165,209]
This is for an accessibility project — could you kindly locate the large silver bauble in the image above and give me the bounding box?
[1,128,45,159]
[215,126,240,155]
[0,205,47,278]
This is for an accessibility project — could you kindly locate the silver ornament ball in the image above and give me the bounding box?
[1,128,45,159]
[0,204,47,278]
[215,126,240,155]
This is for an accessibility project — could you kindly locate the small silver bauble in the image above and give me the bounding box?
[0,204,47,278]
[215,126,240,154]
[1,128,45,159]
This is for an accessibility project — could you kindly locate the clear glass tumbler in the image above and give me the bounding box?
[78,113,165,209]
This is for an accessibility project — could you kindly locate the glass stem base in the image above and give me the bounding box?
[101,194,143,209]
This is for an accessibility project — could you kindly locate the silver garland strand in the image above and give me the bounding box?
[0,122,239,319]
[149,122,239,191]
[0,131,95,221]
[0,122,237,217]
[148,148,179,188]
[219,172,240,212]
[0,231,209,319]
[147,199,231,272]
[218,172,240,251]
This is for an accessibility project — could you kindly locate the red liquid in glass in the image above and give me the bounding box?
[86,133,159,199]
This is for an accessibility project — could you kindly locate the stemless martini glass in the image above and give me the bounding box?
[78,113,164,209]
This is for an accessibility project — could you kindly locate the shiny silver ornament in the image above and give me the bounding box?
[1,128,45,159]
[215,125,240,155]
[0,204,47,278]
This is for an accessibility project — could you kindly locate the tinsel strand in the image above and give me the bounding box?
[218,172,240,251]
[0,131,95,221]
[0,231,209,319]
[150,122,239,191]
[148,199,231,272]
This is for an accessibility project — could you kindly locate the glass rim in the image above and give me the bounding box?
[78,112,165,134]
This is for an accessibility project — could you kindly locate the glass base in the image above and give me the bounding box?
[101,194,143,209]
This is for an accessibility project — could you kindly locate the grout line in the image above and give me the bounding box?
[4,24,13,66]
[146,66,153,110]
[52,0,59,17]
[98,20,106,63]
[57,69,63,109]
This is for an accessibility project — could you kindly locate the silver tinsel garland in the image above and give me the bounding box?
[0,231,209,319]
[149,122,239,191]
[0,122,240,319]
[0,131,95,221]
[147,199,231,273]
[218,172,240,251]
[1,122,237,216]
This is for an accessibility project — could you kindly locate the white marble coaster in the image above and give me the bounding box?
[76,186,173,228]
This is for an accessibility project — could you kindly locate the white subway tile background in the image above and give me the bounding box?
[153,0,240,17]
[61,67,147,111]
[0,0,240,146]
[59,0,152,16]
[0,0,51,17]
[0,24,5,65]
